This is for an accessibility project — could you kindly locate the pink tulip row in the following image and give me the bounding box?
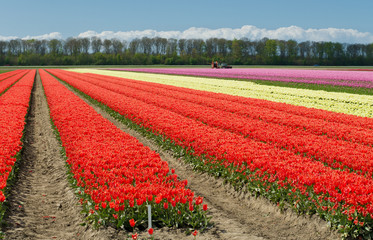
[111,68,373,88]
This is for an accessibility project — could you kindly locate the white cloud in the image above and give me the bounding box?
[2,26,373,43]
[22,32,63,40]
[0,35,19,41]
[0,32,63,41]
[77,25,373,43]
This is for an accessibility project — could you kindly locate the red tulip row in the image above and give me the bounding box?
[52,70,373,177]
[0,70,29,95]
[0,70,25,82]
[0,69,35,202]
[78,71,373,146]
[46,69,373,235]
[39,69,209,230]
[83,72,373,131]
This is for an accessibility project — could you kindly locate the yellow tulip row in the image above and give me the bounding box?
[70,69,373,118]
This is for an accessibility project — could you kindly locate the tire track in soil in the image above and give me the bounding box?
[3,72,121,240]
[59,75,340,240]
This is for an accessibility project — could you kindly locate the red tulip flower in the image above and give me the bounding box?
[203,204,208,211]
[129,218,136,228]
[132,233,138,240]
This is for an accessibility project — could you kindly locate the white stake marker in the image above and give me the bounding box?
[147,204,152,229]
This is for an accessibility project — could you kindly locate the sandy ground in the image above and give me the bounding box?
[2,71,340,239]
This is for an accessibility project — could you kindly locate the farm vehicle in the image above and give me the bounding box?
[211,61,232,69]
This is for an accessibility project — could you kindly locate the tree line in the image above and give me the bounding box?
[0,36,372,66]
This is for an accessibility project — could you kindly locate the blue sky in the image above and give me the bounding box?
[1,0,373,43]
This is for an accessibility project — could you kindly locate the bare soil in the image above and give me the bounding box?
[2,71,341,239]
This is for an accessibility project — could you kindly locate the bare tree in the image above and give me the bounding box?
[0,41,7,56]
[178,39,186,55]
[103,39,112,54]
[255,38,268,57]
[64,38,81,56]
[166,38,177,56]
[347,44,365,58]
[63,38,73,55]
[153,37,161,55]
[217,38,228,56]
[80,38,91,54]
[140,37,152,55]
[122,40,128,52]
[112,38,123,54]
[91,37,102,53]
[21,39,34,54]
[192,39,204,56]
[286,40,298,60]
[8,39,22,55]
[39,40,48,55]
[367,43,373,59]
[185,39,194,55]
[277,40,286,58]
[128,38,140,54]
[33,40,42,54]
[314,42,325,59]
[298,41,310,58]
[159,38,168,55]
[48,39,62,55]
[240,38,251,59]
[205,38,214,57]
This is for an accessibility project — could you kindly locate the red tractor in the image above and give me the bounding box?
[211,61,232,69]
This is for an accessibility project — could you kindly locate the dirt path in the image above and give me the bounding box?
[59,78,340,240]
[3,72,118,240]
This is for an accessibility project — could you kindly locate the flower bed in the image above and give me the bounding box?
[70,69,373,118]
[112,68,373,88]
[0,70,29,95]
[0,70,26,82]
[0,70,35,215]
[48,69,373,238]
[49,70,373,177]
[40,69,209,231]
[83,72,373,144]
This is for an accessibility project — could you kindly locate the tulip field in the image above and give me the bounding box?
[1,67,373,239]
[74,68,373,118]
[39,69,209,232]
[52,67,372,238]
